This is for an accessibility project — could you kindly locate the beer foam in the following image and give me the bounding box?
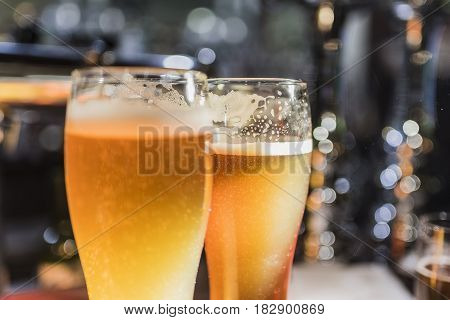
[207,90,265,128]
[416,256,450,283]
[209,139,312,156]
[67,81,312,143]
[66,81,213,137]
[67,101,213,138]
[207,88,311,143]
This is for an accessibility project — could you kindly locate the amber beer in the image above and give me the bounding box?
[415,257,450,300]
[65,120,211,299]
[64,68,211,299]
[414,214,450,300]
[206,141,311,299]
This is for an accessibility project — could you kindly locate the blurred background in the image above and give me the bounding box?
[0,0,449,299]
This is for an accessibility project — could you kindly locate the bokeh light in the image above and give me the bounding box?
[318,139,333,154]
[320,112,337,132]
[99,8,125,33]
[223,17,248,43]
[197,47,216,65]
[317,3,334,32]
[373,222,391,240]
[380,167,399,189]
[406,134,423,149]
[313,126,329,141]
[319,231,336,246]
[162,55,195,69]
[318,245,334,260]
[186,7,216,34]
[55,2,80,31]
[334,178,350,194]
[402,120,419,136]
[385,128,403,147]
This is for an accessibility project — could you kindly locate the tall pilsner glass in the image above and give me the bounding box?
[205,79,312,299]
[65,68,212,299]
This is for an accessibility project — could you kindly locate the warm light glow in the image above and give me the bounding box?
[310,171,325,188]
[312,150,327,171]
[407,18,423,49]
[397,144,413,160]
[394,184,408,199]
[399,160,414,177]
[317,3,334,32]
[307,189,323,211]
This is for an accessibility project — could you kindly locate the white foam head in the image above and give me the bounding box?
[66,81,212,137]
[209,140,312,156]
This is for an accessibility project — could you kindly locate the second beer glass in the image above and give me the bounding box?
[205,79,312,299]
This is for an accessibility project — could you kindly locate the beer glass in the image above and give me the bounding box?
[205,78,312,299]
[415,212,450,300]
[65,67,212,299]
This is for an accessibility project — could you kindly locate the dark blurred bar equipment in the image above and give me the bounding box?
[304,0,389,264]
[0,77,82,290]
[0,42,202,77]
[388,0,450,289]
[303,0,449,263]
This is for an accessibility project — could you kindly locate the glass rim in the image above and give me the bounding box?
[208,77,307,89]
[420,211,450,233]
[71,66,207,83]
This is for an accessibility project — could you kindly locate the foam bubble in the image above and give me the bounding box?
[207,90,265,128]
[207,88,311,144]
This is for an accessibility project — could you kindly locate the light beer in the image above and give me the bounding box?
[65,68,211,300]
[206,141,311,299]
[205,78,312,300]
